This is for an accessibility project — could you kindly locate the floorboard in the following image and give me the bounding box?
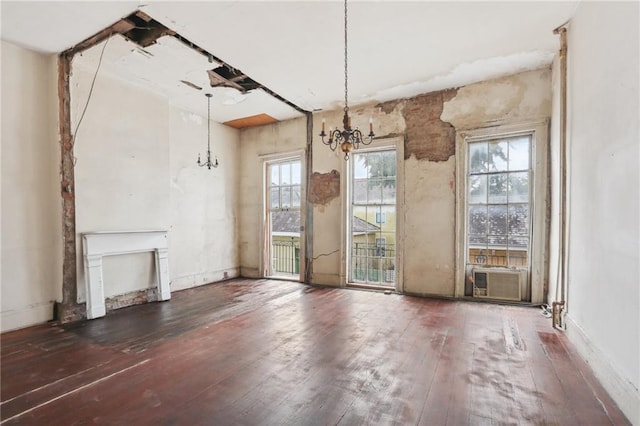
[0,278,631,425]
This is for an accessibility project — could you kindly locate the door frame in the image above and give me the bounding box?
[341,136,404,291]
[260,150,306,281]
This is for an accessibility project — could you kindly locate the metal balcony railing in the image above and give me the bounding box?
[272,239,300,275]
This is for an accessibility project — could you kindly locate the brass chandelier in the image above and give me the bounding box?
[319,0,375,160]
[197,93,219,169]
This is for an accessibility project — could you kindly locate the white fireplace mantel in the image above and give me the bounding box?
[82,230,171,319]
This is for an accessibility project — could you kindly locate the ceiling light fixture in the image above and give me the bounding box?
[319,0,375,160]
[197,93,219,170]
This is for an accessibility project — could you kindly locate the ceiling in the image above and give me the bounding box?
[1,1,579,126]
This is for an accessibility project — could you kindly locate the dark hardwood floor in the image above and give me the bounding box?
[1,279,630,425]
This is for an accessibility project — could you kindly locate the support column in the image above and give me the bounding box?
[84,255,106,319]
[155,248,171,301]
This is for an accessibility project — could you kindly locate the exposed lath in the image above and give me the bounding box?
[121,11,175,48]
[207,66,261,93]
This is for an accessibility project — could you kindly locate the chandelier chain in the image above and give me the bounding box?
[344,0,348,112]
[207,94,211,151]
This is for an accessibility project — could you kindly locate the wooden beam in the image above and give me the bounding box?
[57,53,85,322]
[62,19,135,57]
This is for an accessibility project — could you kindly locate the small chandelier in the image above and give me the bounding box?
[197,93,219,169]
[319,0,375,160]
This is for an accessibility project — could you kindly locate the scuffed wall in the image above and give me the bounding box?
[72,62,171,304]
[442,68,552,128]
[308,70,551,294]
[404,89,457,161]
[1,41,61,331]
[237,117,307,278]
[309,170,340,206]
[71,48,240,311]
[168,106,240,291]
[561,2,639,422]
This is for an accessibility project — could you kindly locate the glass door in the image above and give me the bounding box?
[266,158,302,279]
[350,149,397,287]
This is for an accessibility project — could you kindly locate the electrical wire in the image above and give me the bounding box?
[72,35,110,145]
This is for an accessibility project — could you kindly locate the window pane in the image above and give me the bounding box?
[508,236,529,249]
[469,175,487,204]
[380,151,396,177]
[488,174,508,203]
[281,163,291,185]
[469,142,488,173]
[469,235,488,246]
[509,137,530,171]
[353,179,367,204]
[291,162,301,184]
[270,165,279,186]
[353,155,368,179]
[489,141,508,172]
[368,152,383,178]
[382,178,396,203]
[367,179,383,204]
[291,186,301,207]
[468,205,487,235]
[508,204,529,235]
[507,245,528,267]
[508,172,529,203]
[488,234,508,246]
[270,187,279,209]
[488,205,508,237]
[281,186,291,208]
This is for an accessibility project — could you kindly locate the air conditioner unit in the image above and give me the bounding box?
[472,268,526,301]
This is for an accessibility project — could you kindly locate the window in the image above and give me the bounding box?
[456,121,548,303]
[467,135,531,267]
[350,149,396,286]
[270,160,301,211]
[266,158,302,279]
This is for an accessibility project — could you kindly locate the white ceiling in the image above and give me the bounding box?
[1,1,579,124]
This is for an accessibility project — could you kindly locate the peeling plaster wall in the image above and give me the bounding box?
[237,69,552,292]
[73,66,171,303]
[168,106,240,291]
[311,104,406,286]
[402,69,551,297]
[238,118,306,278]
[72,57,240,309]
[1,42,61,332]
[562,2,639,422]
[441,68,552,129]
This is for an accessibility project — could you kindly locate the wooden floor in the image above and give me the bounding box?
[1,279,630,425]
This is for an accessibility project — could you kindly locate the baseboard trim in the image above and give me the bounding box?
[171,268,240,292]
[1,302,54,333]
[566,314,639,425]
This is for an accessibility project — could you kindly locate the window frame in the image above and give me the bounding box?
[455,120,549,303]
[341,136,404,291]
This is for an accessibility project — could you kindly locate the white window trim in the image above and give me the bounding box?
[341,136,404,291]
[260,150,306,281]
[455,119,549,303]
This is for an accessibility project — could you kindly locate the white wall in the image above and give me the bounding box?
[72,44,240,304]
[169,106,240,290]
[562,2,639,423]
[1,41,61,331]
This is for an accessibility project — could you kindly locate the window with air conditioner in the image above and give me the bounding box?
[456,121,548,303]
